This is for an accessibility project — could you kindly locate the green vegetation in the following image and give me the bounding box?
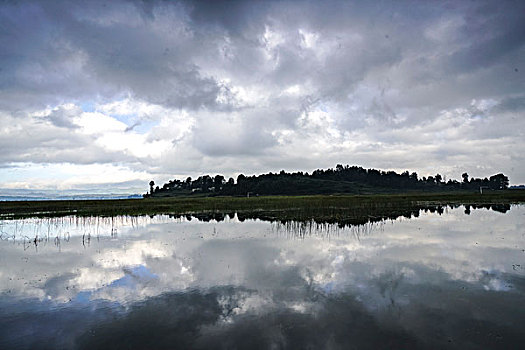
[1,162,521,223]
[147,164,510,198]
[1,191,524,220]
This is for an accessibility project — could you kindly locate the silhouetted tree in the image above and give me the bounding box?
[145,165,510,197]
[237,174,246,184]
[489,173,509,190]
[149,180,155,194]
[214,175,225,191]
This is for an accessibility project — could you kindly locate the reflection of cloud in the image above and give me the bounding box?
[0,206,525,347]
[0,207,524,348]
[1,207,524,306]
[73,267,124,296]
[96,240,170,268]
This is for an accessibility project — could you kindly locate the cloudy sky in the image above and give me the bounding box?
[1,0,524,195]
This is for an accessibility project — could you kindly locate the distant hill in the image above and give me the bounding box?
[0,189,142,201]
[146,165,510,198]
[0,195,142,201]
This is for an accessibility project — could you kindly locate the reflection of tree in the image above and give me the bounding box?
[165,202,510,231]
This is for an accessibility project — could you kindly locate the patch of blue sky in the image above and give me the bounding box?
[106,111,137,125]
[80,100,145,128]
[79,101,96,113]
[133,119,157,134]
[92,109,159,134]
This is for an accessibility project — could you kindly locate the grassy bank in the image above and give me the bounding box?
[1,191,524,220]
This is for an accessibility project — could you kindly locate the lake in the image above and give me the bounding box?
[0,205,524,349]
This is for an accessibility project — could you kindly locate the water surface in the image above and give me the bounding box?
[0,205,524,349]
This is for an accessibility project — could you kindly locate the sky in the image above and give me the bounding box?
[0,0,524,195]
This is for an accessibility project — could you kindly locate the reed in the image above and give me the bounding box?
[1,191,524,220]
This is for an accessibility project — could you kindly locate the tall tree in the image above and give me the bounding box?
[149,180,155,194]
[214,175,225,191]
[489,174,509,190]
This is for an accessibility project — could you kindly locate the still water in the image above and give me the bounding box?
[0,205,524,349]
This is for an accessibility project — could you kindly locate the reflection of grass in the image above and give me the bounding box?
[1,191,524,220]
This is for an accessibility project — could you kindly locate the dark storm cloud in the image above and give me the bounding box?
[184,0,266,35]
[1,0,523,110]
[494,95,525,113]
[444,1,525,74]
[1,0,525,189]
[0,0,228,112]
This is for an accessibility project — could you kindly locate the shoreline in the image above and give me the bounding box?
[1,191,525,220]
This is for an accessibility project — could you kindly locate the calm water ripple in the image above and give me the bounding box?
[0,205,524,349]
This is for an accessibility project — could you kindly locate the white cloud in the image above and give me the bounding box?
[1,0,525,194]
[0,163,152,191]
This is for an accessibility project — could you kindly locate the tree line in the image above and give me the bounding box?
[145,164,509,197]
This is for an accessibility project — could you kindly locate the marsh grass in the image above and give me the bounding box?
[1,191,524,221]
